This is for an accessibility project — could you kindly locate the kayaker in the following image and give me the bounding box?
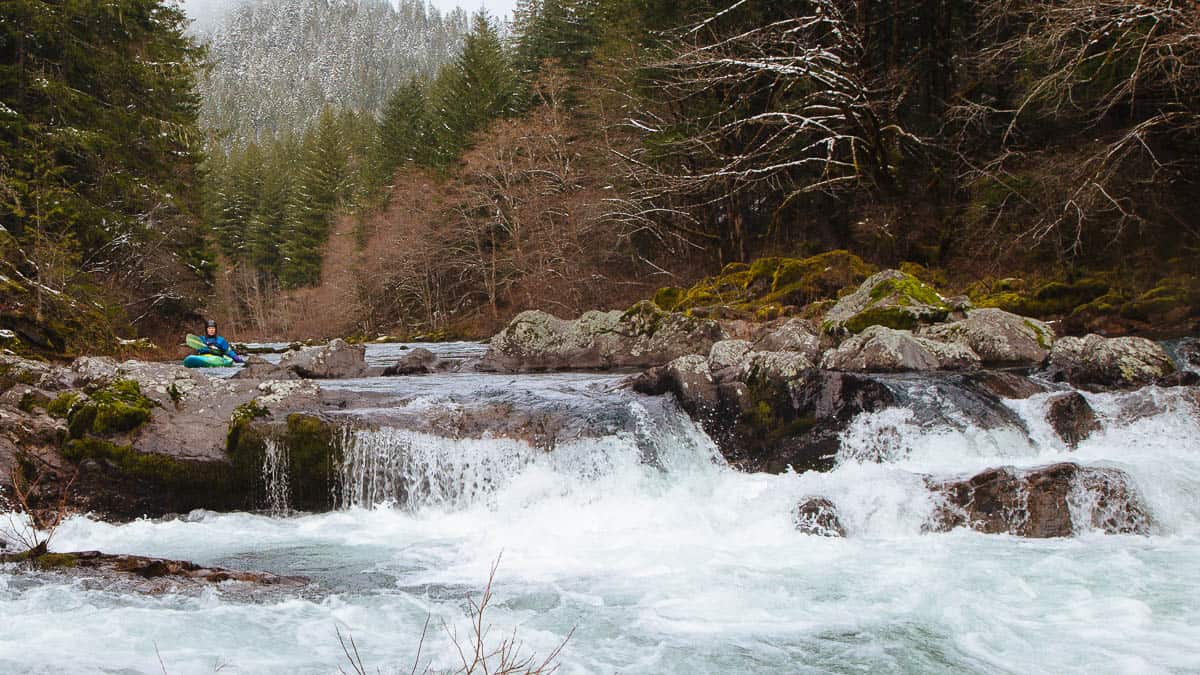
[196,319,244,364]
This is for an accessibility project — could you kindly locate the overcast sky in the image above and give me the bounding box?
[180,0,516,29]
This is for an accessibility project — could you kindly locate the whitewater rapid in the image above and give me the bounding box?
[3,355,1200,673]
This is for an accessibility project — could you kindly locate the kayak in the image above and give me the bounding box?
[183,353,235,368]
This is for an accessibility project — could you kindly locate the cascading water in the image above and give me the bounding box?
[261,438,292,516]
[3,350,1200,674]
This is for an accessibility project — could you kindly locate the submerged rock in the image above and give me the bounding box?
[278,339,367,379]
[1046,334,1175,389]
[820,325,979,372]
[926,462,1151,537]
[919,308,1053,368]
[794,497,846,537]
[822,270,950,335]
[1045,392,1100,448]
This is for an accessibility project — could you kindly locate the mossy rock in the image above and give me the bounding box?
[226,412,344,512]
[653,287,687,312]
[66,379,156,439]
[898,262,948,288]
[621,300,668,336]
[35,553,80,570]
[823,270,950,335]
[46,392,80,419]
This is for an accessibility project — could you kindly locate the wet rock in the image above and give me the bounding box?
[926,462,1151,537]
[383,347,443,375]
[960,371,1049,400]
[232,355,297,380]
[278,339,367,379]
[820,325,979,372]
[794,497,846,537]
[10,550,309,593]
[1045,392,1100,448]
[1174,338,1200,372]
[480,304,726,372]
[919,308,1053,367]
[752,318,821,361]
[822,269,951,335]
[1046,334,1175,389]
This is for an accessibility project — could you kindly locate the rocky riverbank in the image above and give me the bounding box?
[3,268,1197,544]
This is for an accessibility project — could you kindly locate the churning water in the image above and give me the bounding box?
[3,355,1200,674]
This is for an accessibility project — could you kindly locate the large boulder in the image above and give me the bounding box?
[822,270,950,335]
[794,497,846,537]
[278,339,367,379]
[926,462,1151,537]
[820,325,980,372]
[1045,334,1175,389]
[752,318,822,361]
[480,303,726,372]
[919,308,1053,367]
[1045,392,1100,448]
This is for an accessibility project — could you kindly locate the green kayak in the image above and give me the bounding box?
[183,353,235,368]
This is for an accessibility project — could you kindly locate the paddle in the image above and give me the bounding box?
[185,333,217,354]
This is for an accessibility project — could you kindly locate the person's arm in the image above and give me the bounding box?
[219,337,244,363]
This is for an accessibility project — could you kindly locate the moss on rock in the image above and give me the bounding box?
[66,379,156,439]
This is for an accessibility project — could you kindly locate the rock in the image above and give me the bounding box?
[2,550,309,593]
[820,325,979,372]
[753,318,821,360]
[1045,392,1100,448]
[926,462,1151,537]
[707,339,753,372]
[1046,334,1175,389]
[383,347,442,375]
[960,371,1050,400]
[919,308,1053,367]
[822,269,950,335]
[1174,338,1200,372]
[480,304,726,372]
[794,497,846,537]
[739,350,813,383]
[278,338,367,379]
[232,355,297,380]
[661,355,720,417]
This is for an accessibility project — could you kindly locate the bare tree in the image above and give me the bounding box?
[617,0,915,259]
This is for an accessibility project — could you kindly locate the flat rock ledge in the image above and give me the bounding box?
[1,550,309,594]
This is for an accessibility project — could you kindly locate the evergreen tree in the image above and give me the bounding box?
[374,77,435,182]
[280,107,351,287]
[429,12,523,159]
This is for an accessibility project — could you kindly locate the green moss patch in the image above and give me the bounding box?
[66,379,156,439]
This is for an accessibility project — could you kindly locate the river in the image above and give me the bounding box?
[2,343,1199,673]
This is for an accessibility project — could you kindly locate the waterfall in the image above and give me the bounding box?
[261,438,291,516]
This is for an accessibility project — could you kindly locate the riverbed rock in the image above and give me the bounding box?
[822,270,951,335]
[1045,334,1175,389]
[232,355,296,380]
[820,325,979,372]
[278,339,367,379]
[919,308,1053,367]
[794,497,846,537]
[480,304,726,372]
[752,318,821,360]
[1045,392,1100,448]
[926,462,1151,537]
[1,549,309,594]
[383,347,442,375]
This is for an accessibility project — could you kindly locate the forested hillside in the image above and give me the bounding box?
[197,0,468,143]
[204,0,1199,340]
[0,0,208,354]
